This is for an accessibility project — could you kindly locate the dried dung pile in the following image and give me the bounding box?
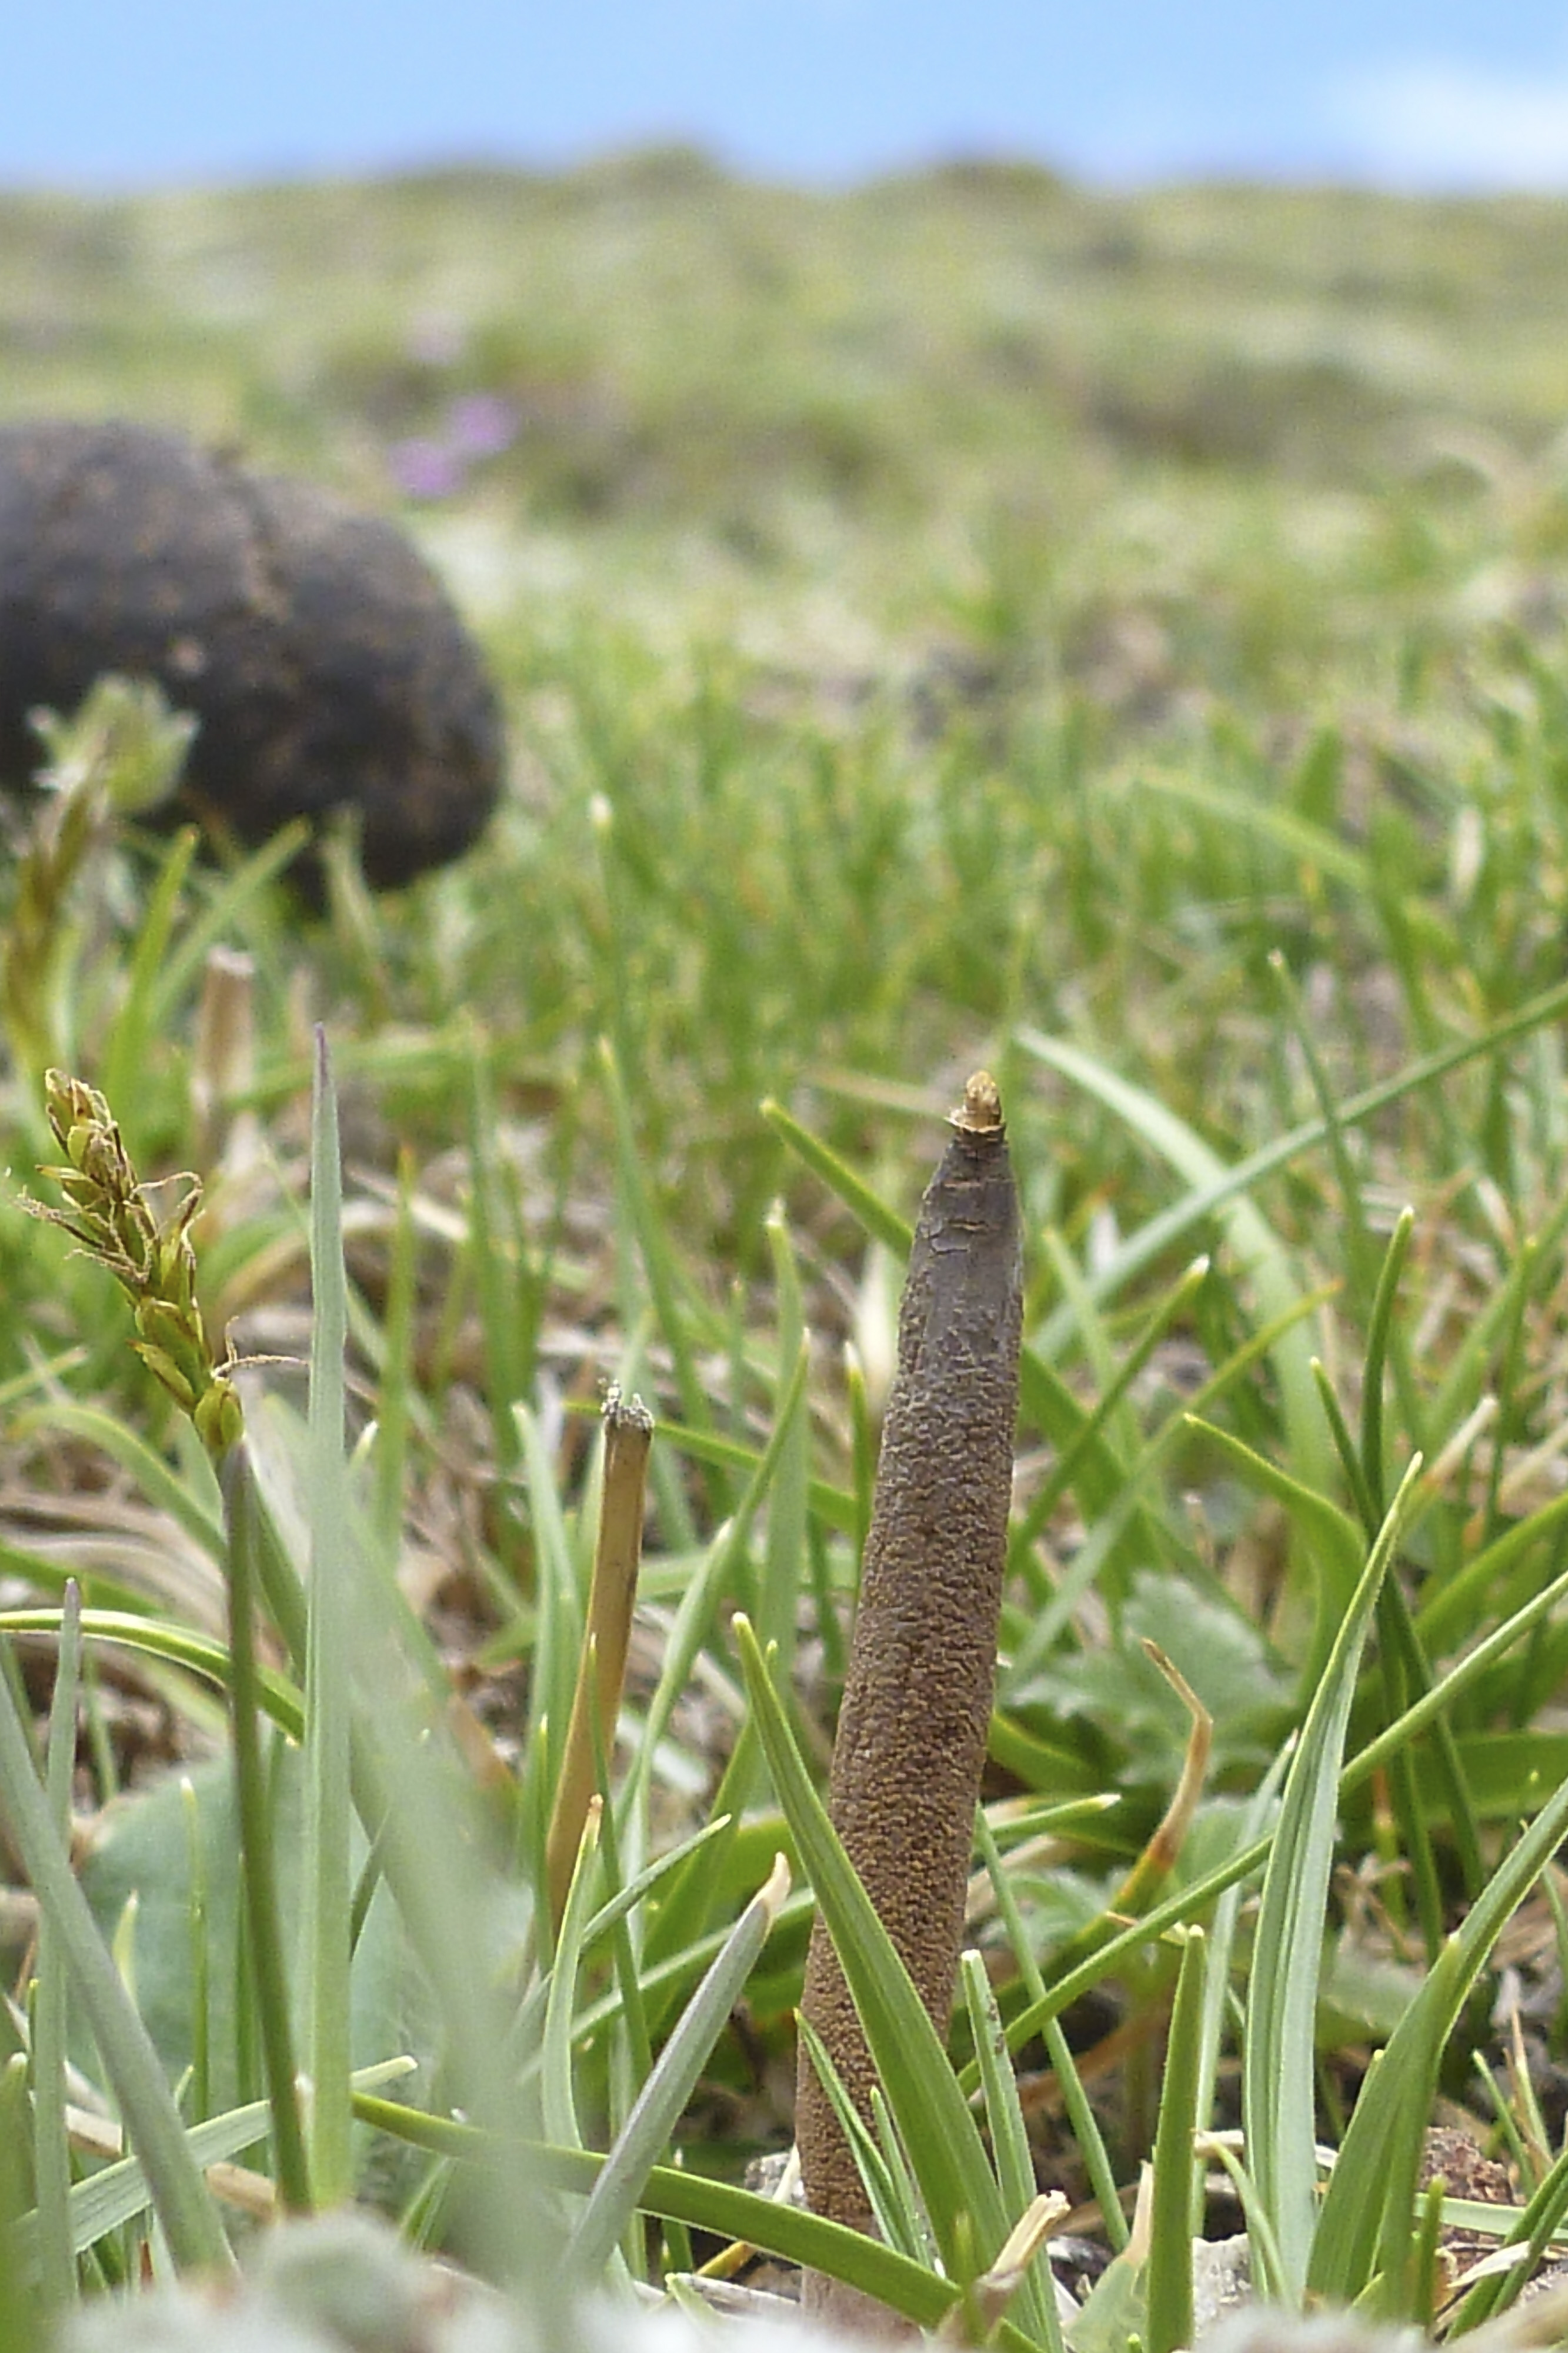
[0,418,504,887]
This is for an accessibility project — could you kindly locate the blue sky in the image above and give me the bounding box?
[9,1,1568,192]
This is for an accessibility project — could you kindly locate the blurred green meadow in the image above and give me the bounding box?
[11,158,1568,1213]
[8,156,1568,2334]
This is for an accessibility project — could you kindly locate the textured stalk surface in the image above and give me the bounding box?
[798,1073,1022,2322]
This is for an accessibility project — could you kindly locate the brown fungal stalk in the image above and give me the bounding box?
[796,1071,1023,2327]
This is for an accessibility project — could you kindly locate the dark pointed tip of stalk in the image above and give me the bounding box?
[950,1069,1004,1136]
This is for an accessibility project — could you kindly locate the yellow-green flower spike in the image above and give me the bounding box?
[26,1071,245,1462]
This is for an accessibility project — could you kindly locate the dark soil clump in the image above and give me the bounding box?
[0,418,504,887]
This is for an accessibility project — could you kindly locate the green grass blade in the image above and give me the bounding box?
[793,2026,916,2263]
[1009,1255,1209,1584]
[845,1345,875,1569]
[868,2085,935,2269]
[1414,1485,1568,1658]
[541,1799,603,2152]
[629,1341,811,1987]
[332,1605,549,2295]
[1145,1927,1206,2353]
[1360,1208,1415,1522]
[1136,772,1372,891]
[1243,1452,1422,2305]
[515,1399,585,1801]
[1310,1359,1379,1537]
[1015,1347,1132,1518]
[371,1149,419,1558]
[1424,1216,1568,1488]
[759,1098,913,1255]
[1446,2135,1568,2331]
[144,821,312,1033]
[1308,1361,1446,1954]
[1310,1759,1568,2306]
[733,1614,1010,2286]
[219,1444,310,2214]
[31,1584,80,2317]
[650,1416,856,1536]
[1264,946,1382,1316]
[962,1951,1062,2352]
[462,1042,531,1497]
[1181,1416,1364,1635]
[970,1804,1127,2254]
[507,1815,736,2070]
[18,2061,413,2271]
[14,1404,224,1560]
[601,1036,719,1457]
[1015,1030,1330,1492]
[518,1883,819,2091]
[0,2054,38,2353]
[565,1854,791,2284]
[1193,2138,1292,2308]
[1004,1284,1338,1692]
[1019,974,1568,1344]
[1471,1237,1537,1557]
[181,1778,211,2124]
[301,1029,354,2207]
[1192,1748,1289,2226]
[1040,1229,1135,1457]
[759,1205,810,1686]
[99,826,201,1129]
[990,1581,1540,2098]
[0,1637,232,2275]
[353,2096,1036,2346]
[0,1610,302,1737]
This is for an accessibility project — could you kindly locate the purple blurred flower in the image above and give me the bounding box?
[386,438,467,500]
[446,392,519,458]
[385,389,518,501]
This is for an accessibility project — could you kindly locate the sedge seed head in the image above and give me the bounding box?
[27,1071,243,1461]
